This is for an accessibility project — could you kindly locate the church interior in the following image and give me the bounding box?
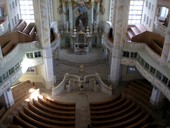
[0,0,170,127]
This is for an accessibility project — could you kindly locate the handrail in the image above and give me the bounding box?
[52,73,112,96]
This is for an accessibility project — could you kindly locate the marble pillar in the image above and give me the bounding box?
[62,0,67,25]
[68,1,73,31]
[96,1,100,25]
[89,2,94,31]
[33,0,55,89]
[4,88,14,108]
[109,48,122,88]
[113,0,130,47]
[109,0,130,88]
[161,8,170,65]
[150,86,164,109]
[48,0,54,23]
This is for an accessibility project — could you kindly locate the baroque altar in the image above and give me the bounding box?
[58,0,105,53]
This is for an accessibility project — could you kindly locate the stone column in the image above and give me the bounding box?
[89,2,94,31]
[109,0,130,88]
[68,1,73,32]
[33,0,55,89]
[48,0,54,23]
[62,0,67,25]
[4,88,14,108]
[150,86,164,110]
[96,0,100,25]
[161,9,170,65]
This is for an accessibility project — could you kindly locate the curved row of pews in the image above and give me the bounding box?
[125,80,153,110]
[90,94,155,128]
[12,95,76,128]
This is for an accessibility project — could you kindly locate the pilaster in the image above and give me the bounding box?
[62,0,67,25]
[4,88,14,108]
[33,0,55,88]
[96,0,100,25]
[89,2,94,31]
[68,1,73,31]
[109,0,130,88]
[161,5,170,65]
[150,86,164,110]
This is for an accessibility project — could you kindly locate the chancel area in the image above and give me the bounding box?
[0,0,170,128]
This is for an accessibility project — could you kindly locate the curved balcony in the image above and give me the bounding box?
[0,42,43,96]
[121,47,170,101]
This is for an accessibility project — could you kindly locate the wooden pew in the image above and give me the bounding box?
[141,123,158,128]
[130,82,151,96]
[127,85,150,100]
[2,42,16,56]
[16,20,27,32]
[91,109,146,128]
[126,89,153,110]
[29,26,36,37]
[27,102,75,121]
[111,110,146,128]
[134,80,152,91]
[126,113,152,128]
[91,105,141,126]
[0,106,6,118]
[32,99,75,116]
[12,81,36,103]
[19,111,69,128]
[42,94,75,108]
[90,98,130,116]
[23,23,35,35]
[7,125,23,128]
[23,107,75,127]
[91,102,136,121]
[37,97,75,111]
[90,96,125,110]
[13,115,36,128]
[90,94,121,107]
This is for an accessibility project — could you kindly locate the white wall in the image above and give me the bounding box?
[6,0,21,30]
[141,0,158,31]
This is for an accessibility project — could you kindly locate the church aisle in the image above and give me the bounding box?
[45,91,114,128]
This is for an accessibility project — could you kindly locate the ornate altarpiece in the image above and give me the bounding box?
[58,0,105,53]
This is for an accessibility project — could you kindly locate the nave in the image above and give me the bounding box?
[0,80,167,128]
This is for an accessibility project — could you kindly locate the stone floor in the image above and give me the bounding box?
[54,48,110,82]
